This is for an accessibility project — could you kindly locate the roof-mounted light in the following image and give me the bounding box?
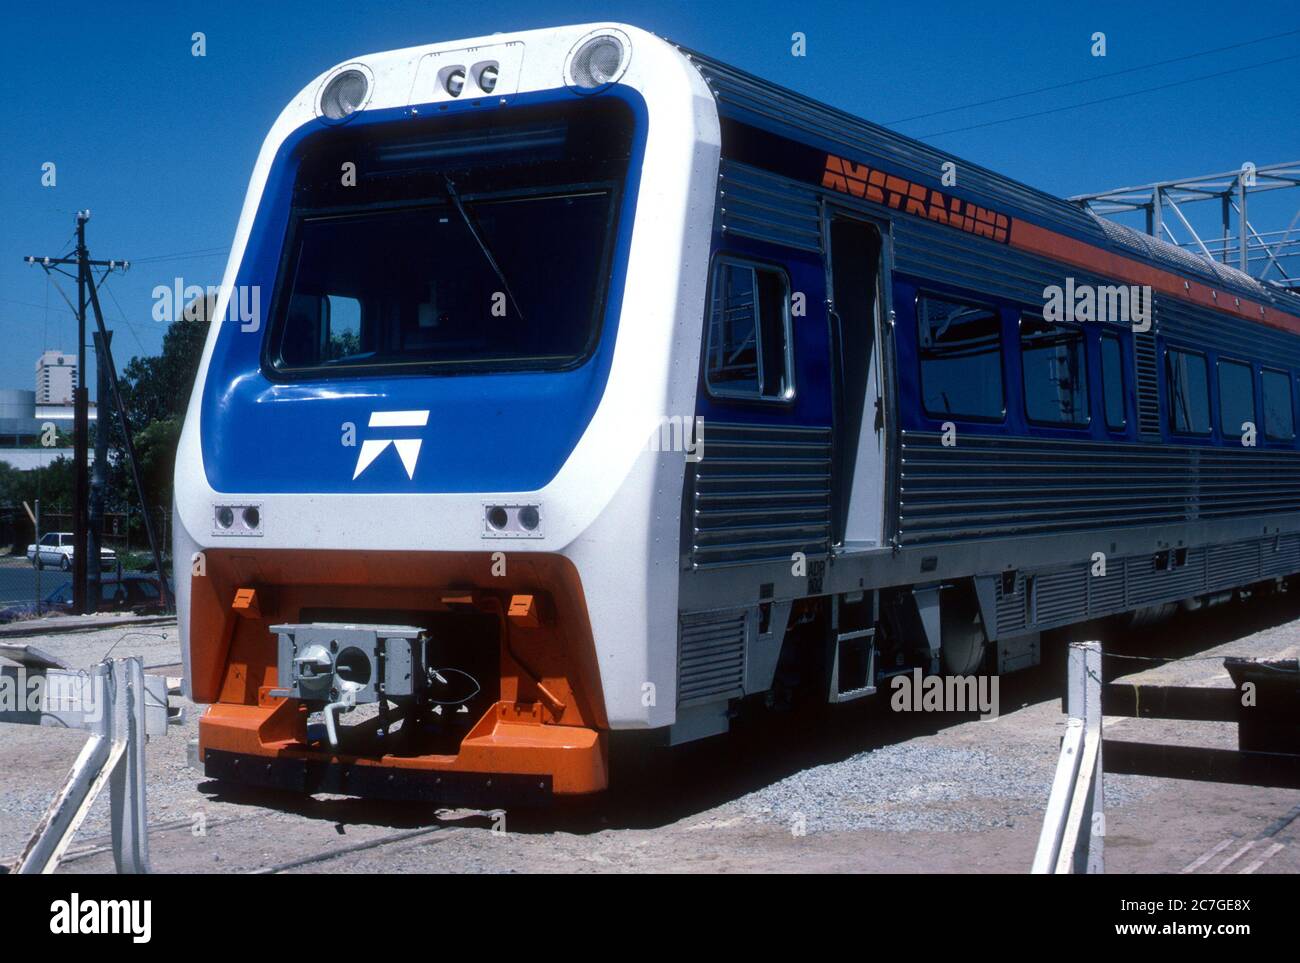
[565,30,630,92]
[319,66,371,122]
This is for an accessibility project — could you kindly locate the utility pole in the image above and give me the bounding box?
[89,329,112,607]
[26,211,129,615]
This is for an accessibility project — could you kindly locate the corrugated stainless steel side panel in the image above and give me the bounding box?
[678,610,747,705]
[1262,534,1300,577]
[1206,541,1260,591]
[995,535,1287,635]
[682,49,1300,318]
[718,160,823,253]
[893,216,1122,308]
[899,431,1300,545]
[691,422,833,568]
[685,51,1105,242]
[1158,294,1300,370]
[1088,559,1127,612]
[1129,549,1207,605]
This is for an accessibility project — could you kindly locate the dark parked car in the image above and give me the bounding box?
[0,574,171,624]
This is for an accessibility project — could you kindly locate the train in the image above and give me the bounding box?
[173,22,1300,802]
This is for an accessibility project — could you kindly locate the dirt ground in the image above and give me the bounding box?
[1,596,1297,874]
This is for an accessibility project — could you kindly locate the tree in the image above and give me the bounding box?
[103,295,211,519]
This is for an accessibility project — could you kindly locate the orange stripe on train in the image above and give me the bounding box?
[819,151,1300,335]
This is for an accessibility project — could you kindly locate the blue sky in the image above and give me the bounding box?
[2,0,1297,392]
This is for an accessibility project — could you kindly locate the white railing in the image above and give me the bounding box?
[0,652,175,873]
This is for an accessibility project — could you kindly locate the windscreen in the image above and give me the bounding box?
[265,100,634,376]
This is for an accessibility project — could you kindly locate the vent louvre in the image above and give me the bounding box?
[678,611,747,705]
[1134,327,1161,438]
[1032,565,1089,625]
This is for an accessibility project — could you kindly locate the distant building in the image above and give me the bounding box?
[0,385,96,464]
[36,350,77,404]
[0,389,38,445]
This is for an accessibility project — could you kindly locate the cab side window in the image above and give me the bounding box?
[705,258,794,401]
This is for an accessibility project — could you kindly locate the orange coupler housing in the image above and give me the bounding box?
[189,549,609,801]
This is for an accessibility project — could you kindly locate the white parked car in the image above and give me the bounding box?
[26,532,117,571]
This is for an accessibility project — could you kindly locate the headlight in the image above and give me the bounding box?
[477,63,499,93]
[444,67,466,97]
[567,32,629,90]
[320,68,369,120]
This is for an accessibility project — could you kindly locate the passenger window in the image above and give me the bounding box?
[1261,368,1294,441]
[1020,314,1088,425]
[917,295,1003,420]
[705,259,793,401]
[1101,332,1126,430]
[1167,348,1211,434]
[1217,359,1255,441]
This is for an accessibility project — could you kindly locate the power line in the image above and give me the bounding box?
[917,53,1300,138]
[0,295,78,315]
[889,26,1300,125]
[129,246,228,264]
[101,282,150,356]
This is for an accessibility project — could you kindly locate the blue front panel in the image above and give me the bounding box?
[200,88,647,494]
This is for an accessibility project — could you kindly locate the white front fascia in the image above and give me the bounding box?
[173,24,721,727]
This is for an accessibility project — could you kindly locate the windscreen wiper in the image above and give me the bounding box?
[442,175,525,322]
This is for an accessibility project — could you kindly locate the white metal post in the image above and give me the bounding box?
[1033,640,1104,873]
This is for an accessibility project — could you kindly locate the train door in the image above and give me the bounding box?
[825,212,890,548]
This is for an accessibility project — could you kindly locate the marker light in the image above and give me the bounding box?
[568,34,626,89]
[320,69,369,120]
[213,503,264,536]
[483,504,543,538]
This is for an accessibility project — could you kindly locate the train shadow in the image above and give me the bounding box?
[196,586,1300,836]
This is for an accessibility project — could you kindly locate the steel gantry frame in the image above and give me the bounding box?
[1072,161,1300,288]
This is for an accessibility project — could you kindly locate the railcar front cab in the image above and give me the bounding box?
[174,26,721,801]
